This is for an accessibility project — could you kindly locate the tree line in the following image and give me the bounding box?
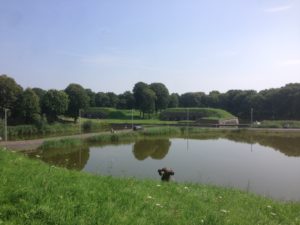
[1,74,300,125]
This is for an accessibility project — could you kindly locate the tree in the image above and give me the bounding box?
[42,90,69,122]
[168,93,179,108]
[133,82,148,113]
[95,92,110,107]
[85,89,96,107]
[0,74,23,110]
[106,92,119,108]
[140,87,156,118]
[179,92,205,107]
[149,83,169,112]
[32,87,47,110]
[205,91,220,108]
[65,84,89,122]
[18,88,41,123]
[117,91,135,109]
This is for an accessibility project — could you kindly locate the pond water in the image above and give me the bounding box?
[29,133,300,201]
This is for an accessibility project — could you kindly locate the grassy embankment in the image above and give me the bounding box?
[160,107,236,121]
[38,126,300,151]
[39,127,182,150]
[4,107,300,141]
[1,121,109,141]
[1,149,300,225]
[254,120,300,129]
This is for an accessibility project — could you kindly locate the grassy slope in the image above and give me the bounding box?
[1,149,299,225]
[160,108,236,120]
[254,120,300,129]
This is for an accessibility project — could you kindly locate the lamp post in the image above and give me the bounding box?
[131,109,133,130]
[250,108,253,127]
[4,108,9,142]
[79,109,82,135]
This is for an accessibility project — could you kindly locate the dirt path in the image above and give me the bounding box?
[0,130,131,151]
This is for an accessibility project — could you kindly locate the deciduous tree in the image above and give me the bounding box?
[42,90,69,122]
[65,84,89,122]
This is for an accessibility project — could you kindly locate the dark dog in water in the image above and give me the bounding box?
[158,167,175,181]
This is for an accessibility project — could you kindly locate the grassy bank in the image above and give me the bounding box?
[254,120,300,129]
[2,121,109,141]
[38,126,300,151]
[1,149,299,225]
[39,127,181,150]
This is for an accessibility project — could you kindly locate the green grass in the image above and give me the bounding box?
[39,127,181,150]
[84,107,142,119]
[141,126,181,136]
[254,120,300,129]
[2,121,109,141]
[1,149,300,225]
[160,107,236,121]
[82,117,176,125]
[39,138,84,150]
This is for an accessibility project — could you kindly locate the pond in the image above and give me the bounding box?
[28,132,300,201]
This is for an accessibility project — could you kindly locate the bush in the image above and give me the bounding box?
[82,121,93,132]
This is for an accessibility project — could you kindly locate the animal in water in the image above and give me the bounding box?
[158,167,175,181]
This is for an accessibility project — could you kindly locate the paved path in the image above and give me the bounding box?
[0,130,131,151]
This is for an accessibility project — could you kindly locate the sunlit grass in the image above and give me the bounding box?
[1,149,299,225]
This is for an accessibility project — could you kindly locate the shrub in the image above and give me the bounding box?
[82,121,93,132]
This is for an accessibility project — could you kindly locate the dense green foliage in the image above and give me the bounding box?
[149,83,170,112]
[1,149,300,225]
[0,74,23,110]
[41,90,69,123]
[117,91,135,109]
[168,93,179,108]
[17,88,41,124]
[1,74,300,129]
[65,84,90,122]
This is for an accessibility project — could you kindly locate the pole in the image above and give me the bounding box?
[79,109,82,135]
[131,109,133,130]
[186,108,189,151]
[4,108,8,142]
[250,108,253,127]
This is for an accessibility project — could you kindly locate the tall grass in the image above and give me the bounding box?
[40,138,83,150]
[5,121,109,140]
[1,149,300,225]
[254,120,300,128]
[39,127,182,149]
[86,132,140,144]
[141,126,181,136]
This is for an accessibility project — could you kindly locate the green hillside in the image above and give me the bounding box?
[160,108,236,121]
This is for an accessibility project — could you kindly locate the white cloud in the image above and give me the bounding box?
[281,59,300,66]
[264,5,292,13]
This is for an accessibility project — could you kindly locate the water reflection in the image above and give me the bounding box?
[132,139,171,160]
[28,147,90,170]
[26,131,300,200]
[224,132,300,157]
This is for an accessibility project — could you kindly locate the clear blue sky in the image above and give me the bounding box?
[0,0,299,94]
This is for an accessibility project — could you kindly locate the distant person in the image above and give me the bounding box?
[158,167,175,181]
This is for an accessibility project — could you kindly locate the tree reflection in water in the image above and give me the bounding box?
[132,139,171,160]
[28,147,90,170]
